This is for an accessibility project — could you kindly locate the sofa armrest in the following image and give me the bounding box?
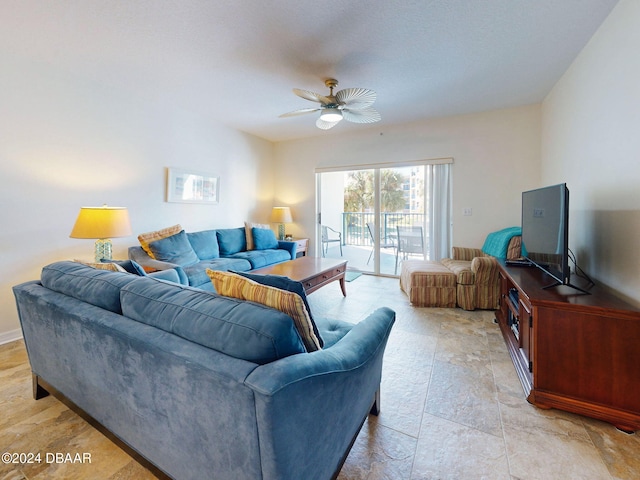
[452,247,484,261]
[277,240,297,260]
[244,307,395,480]
[128,246,189,285]
[470,256,499,285]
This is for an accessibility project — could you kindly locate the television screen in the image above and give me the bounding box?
[521,183,570,286]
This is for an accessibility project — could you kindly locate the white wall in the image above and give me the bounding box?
[274,105,541,255]
[0,55,274,340]
[541,0,640,305]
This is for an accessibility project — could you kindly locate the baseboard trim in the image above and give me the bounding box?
[0,329,23,345]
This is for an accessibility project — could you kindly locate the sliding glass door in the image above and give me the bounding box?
[317,162,451,276]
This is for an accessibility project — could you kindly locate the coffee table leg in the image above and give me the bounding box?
[339,276,347,296]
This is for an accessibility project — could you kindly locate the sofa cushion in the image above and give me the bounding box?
[41,261,138,314]
[252,227,279,250]
[207,270,322,352]
[234,271,323,348]
[440,258,475,284]
[148,230,200,267]
[138,224,182,259]
[183,258,252,287]
[187,230,220,260]
[314,317,353,348]
[227,249,291,270]
[245,221,269,250]
[217,228,247,256]
[120,278,306,364]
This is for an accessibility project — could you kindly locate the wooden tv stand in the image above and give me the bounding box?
[495,259,640,432]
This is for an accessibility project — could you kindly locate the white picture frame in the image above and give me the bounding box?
[166,167,219,204]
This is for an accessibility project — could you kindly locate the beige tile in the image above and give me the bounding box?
[583,418,640,479]
[499,392,611,479]
[490,352,527,399]
[378,361,431,438]
[384,328,438,374]
[425,360,502,437]
[339,417,416,480]
[433,332,494,380]
[412,413,510,479]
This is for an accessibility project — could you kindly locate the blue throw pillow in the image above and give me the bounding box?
[105,259,148,276]
[216,228,247,256]
[252,227,279,250]
[234,271,323,348]
[187,230,220,260]
[148,230,199,266]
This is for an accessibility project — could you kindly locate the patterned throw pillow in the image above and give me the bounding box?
[234,271,323,348]
[138,224,182,259]
[244,221,270,250]
[75,260,127,273]
[206,269,322,352]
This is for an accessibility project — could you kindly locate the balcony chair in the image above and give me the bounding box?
[366,222,396,265]
[395,226,426,274]
[321,225,343,257]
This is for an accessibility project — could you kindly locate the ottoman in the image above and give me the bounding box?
[399,260,457,307]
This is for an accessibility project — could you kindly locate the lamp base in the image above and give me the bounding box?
[278,224,286,241]
[95,239,113,263]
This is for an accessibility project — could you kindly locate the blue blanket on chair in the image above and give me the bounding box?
[481,226,522,258]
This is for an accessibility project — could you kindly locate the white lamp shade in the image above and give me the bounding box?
[270,206,293,224]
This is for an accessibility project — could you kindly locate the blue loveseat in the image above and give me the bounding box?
[13,261,395,480]
[129,226,297,290]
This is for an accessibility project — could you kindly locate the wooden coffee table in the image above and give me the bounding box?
[252,257,348,296]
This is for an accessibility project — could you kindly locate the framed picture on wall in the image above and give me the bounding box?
[166,167,220,204]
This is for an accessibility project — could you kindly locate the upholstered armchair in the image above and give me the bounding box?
[440,228,521,310]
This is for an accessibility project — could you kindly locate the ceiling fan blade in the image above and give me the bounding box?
[293,88,332,104]
[342,107,381,124]
[279,107,320,118]
[335,88,376,109]
[316,116,342,130]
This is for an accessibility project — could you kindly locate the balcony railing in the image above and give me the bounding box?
[341,212,427,246]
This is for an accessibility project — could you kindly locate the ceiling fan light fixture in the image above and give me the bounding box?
[319,108,342,122]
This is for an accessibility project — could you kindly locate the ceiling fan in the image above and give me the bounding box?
[279,78,381,130]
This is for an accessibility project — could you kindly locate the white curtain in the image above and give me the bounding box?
[428,163,452,260]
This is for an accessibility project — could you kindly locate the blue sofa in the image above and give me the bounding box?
[129,227,297,291]
[13,261,395,480]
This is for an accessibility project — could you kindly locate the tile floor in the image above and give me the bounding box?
[310,275,640,480]
[1,274,638,479]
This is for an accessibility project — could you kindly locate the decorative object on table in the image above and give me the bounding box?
[166,167,219,204]
[70,205,132,262]
[279,78,381,130]
[285,234,293,241]
[270,206,293,240]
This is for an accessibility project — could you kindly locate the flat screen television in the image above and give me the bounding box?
[521,183,572,289]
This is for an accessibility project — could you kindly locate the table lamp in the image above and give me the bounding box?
[270,206,292,241]
[70,205,132,262]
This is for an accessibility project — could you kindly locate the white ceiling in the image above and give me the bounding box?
[2,0,619,142]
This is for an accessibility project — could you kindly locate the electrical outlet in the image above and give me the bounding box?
[463,208,473,216]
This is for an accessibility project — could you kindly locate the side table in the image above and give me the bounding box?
[289,238,309,257]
